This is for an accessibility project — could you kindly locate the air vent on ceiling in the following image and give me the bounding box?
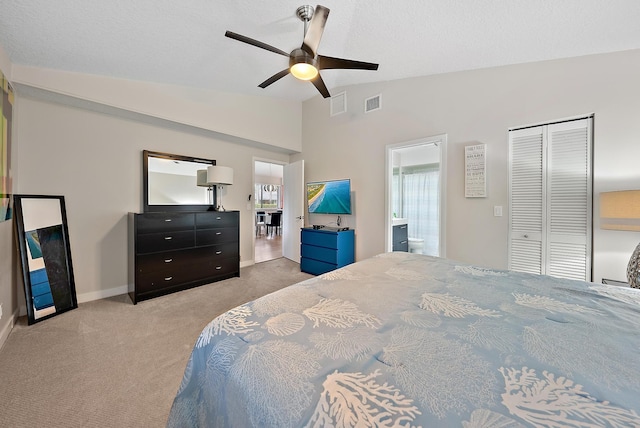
[330,91,347,116]
[364,94,382,113]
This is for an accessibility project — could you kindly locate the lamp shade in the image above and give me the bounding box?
[196,170,209,187]
[207,165,234,186]
[600,190,640,231]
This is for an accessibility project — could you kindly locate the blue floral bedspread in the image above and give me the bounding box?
[167,252,640,427]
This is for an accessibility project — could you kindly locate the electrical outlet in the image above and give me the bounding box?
[0,303,3,320]
[494,206,503,217]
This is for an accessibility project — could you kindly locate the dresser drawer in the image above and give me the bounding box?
[199,255,240,278]
[136,230,195,254]
[196,212,239,229]
[300,257,336,276]
[301,244,339,264]
[136,213,194,234]
[135,267,205,294]
[196,227,239,246]
[136,254,239,294]
[136,247,195,275]
[301,229,339,249]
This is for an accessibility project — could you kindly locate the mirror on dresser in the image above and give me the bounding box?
[143,150,216,212]
[132,150,240,304]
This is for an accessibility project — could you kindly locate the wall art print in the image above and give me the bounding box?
[14,195,78,324]
[1,68,14,221]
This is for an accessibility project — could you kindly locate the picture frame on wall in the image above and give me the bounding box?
[464,143,487,198]
[13,195,78,324]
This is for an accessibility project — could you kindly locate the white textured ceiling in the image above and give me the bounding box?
[1,0,640,102]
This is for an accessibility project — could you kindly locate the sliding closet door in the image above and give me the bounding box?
[509,117,592,281]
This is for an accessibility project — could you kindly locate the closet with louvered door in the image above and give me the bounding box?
[508,117,593,281]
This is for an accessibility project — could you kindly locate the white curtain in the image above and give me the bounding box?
[402,165,439,256]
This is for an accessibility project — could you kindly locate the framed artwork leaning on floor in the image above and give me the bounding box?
[13,195,78,324]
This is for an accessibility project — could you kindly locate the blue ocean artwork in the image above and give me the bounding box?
[308,180,351,214]
[29,267,54,310]
[26,229,43,259]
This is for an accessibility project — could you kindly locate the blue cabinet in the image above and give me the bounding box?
[300,228,355,275]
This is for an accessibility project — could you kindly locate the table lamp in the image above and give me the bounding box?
[207,165,234,211]
[600,190,640,288]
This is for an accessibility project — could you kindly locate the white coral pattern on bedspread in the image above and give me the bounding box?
[420,293,500,318]
[455,265,507,277]
[167,253,640,427]
[303,298,380,328]
[195,305,259,348]
[307,370,421,428]
[231,340,321,427]
[513,293,602,315]
[500,367,639,427]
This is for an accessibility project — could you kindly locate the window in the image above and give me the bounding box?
[255,184,283,209]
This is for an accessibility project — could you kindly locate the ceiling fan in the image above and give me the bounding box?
[225,4,379,98]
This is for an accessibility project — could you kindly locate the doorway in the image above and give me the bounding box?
[386,136,447,257]
[254,160,284,263]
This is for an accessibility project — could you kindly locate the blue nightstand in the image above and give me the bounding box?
[300,228,355,275]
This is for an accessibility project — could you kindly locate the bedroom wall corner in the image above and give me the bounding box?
[0,41,19,351]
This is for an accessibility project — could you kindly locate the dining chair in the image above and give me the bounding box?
[256,211,266,236]
[266,211,282,236]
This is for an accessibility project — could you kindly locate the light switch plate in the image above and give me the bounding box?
[494,206,503,217]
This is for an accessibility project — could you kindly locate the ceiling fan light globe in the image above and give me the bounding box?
[290,63,318,80]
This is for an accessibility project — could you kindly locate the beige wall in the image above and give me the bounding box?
[298,49,640,283]
[0,44,17,347]
[12,96,289,302]
[12,65,302,153]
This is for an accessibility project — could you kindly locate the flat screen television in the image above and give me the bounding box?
[307,179,352,215]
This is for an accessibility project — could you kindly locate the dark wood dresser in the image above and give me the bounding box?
[128,211,240,304]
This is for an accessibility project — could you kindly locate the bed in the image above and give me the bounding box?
[167,252,640,427]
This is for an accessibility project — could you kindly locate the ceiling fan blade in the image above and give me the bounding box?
[318,55,379,71]
[311,74,331,98]
[302,5,330,56]
[259,69,291,88]
[225,31,289,57]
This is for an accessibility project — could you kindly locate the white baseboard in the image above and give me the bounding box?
[77,285,129,304]
[0,308,19,351]
[240,260,254,268]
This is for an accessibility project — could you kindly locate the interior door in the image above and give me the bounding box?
[283,160,304,262]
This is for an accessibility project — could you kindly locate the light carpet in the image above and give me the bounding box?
[0,258,312,427]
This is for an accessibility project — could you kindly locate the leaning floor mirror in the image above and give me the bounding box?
[14,195,78,324]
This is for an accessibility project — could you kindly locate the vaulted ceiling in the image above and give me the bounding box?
[1,1,640,102]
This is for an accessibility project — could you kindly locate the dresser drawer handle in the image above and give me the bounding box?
[164,276,173,281]
[165,236,173,240]
[215,266,222,270]
[400,225,407,229]
[215,251,222,255]
[165,219,172,222]
[400,240,408,244]
[216,232,222,235]
[164,258,173,263]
